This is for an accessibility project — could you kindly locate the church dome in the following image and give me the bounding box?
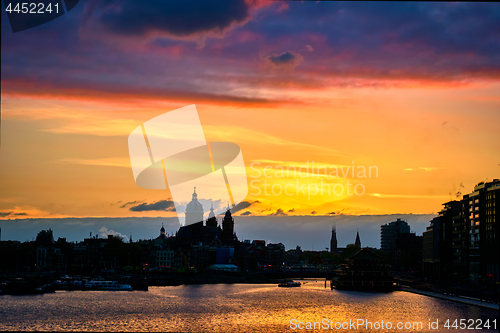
[208,204,215,218]
[186,199,203,212]
[186,187,203,213]
[160,223,166,238]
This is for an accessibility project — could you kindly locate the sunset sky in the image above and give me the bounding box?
[1,1,499,246]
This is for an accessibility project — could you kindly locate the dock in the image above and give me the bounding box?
[400,286,499,311]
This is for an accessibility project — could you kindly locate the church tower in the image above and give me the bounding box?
[222,204,234,244]
[185,187,204,226]
[206,203,217,228]
[160,223,165,239]
[330,225,337,253]
[355,229,361,247]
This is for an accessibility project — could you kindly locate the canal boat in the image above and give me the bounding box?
[83,280,133,291]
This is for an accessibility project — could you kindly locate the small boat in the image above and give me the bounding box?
[83,280,133,291]
[278,281,301,288]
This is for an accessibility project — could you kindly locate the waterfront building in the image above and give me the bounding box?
[380,218,411,254]
[155,250,174,270]
[452,193,470,282]
[466,180,500,284]
[332,248,395,291]
[424,179,499,286]
[381,218,421,272]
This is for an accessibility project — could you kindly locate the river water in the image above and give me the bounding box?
[0,281,497,332]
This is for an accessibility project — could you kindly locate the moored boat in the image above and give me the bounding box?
[53,279,84,290]
[278,281,301,288]
[83,280,133,291]
[4,279,55,295]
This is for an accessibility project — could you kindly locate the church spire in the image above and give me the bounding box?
[225,202,232,218]
[206,202,217,227]
[222,202,235,244]
[355,229,361,247]
[330,224,337,253]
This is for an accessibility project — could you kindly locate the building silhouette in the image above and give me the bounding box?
[0,187,285,275]
[222,204,235,244]
[423,201,460,280]
[176,188,236,248]
[457,180,499,284]
[380,218,421,272]
[1,179,496,285]
[333,248,395,291]
[330,225,338,253]
[381,218,410,254]
[172,188,238,271]
[423,179,499,286]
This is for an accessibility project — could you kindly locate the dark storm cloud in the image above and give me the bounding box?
[2,1,500,101]
[268,2,500,58]
[240,211,252,216]
[252,2,500,81]
[264,51,304,72]
[232,200,258,213]
[269,208,287,216]
[95,0,251,37]
[0,211,28,217]
[129,200,176,212]
[269,52,295,64]
[120,200,142,209]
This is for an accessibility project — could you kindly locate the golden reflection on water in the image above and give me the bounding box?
[0,281,497,332]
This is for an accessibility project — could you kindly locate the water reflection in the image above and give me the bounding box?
[0,281,497,332]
